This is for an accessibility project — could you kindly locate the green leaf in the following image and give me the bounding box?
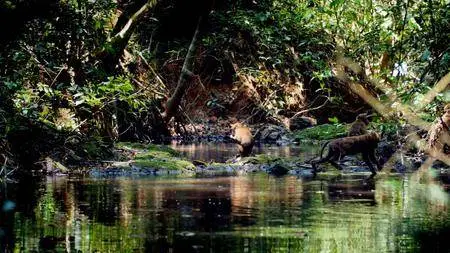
[328,117,340,124]
[421,49,431,61]
[330,0,344,8]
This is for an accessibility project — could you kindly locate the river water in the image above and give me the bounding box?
[0,144,449,252]
[170,142,315,162]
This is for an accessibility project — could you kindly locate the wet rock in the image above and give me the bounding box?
[2,200,15,212]
[196,164,239,176]
[291,168,315,177]
[192,160,207,166]
[297,163,313,169]
[288,116,317,131]
[392,161,409,173]
[268,163,290,176]
[89,166,159,177]
[256,124,288,142]
[349,166,372,173]
[276,135,293,145]
[260,164,271,172]
[42,157,69,175]
[409,155,426,168]
[377,139,397,165]
[341,156,363,166]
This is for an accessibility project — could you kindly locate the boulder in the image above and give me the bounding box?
[289,115,317,131]
[256,124,288,142]
[377,139,397,166]
[268,163,290,176]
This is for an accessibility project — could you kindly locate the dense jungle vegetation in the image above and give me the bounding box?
[0,0,449,172]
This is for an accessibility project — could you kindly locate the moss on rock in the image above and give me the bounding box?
[133,158,194,171]
[292,124,348,141]
[116,142,194,172]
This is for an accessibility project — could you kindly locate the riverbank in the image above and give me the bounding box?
[33,122,446,179]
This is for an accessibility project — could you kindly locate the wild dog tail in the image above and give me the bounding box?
[306,140,331,165]
[319,140,331,159]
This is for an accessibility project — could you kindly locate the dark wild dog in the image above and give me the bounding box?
[311,132,381,175]
[348,113,372,136]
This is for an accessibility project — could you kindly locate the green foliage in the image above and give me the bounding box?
[370,120,402,139]
[81,137,112,159]
[1,0,449,168]
[75,76,145,110]
[207,2,334,71]
[9,75,149,135]
[313,0,450,116]
[328,117,340,124]
[201,1,336,115]
[293,124,348,141]
[205,0,450,118]
[35,184,58,223]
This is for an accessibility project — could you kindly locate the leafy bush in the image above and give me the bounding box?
[293,124,348,141]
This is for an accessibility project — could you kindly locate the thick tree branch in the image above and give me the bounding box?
[100,0,157,74]
[162,17,203,122]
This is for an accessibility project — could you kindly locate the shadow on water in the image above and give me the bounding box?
[0,168,449,252]
[0,175,45,252]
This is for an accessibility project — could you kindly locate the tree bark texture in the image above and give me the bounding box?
[100,0,157,74]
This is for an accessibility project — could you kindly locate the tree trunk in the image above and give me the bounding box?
[162,17,202,122]
[97,0,157,141]
[100,0,157,74]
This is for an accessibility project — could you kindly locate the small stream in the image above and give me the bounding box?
[170,142,320,163]
[0,143,449,252]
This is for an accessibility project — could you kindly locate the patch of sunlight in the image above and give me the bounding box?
[427,183,449,205]
[133,157,194,171]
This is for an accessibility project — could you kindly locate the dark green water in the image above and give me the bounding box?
[1,172,449,252]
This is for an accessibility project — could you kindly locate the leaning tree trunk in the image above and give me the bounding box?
[162,17,202,122]
[97,0,157,141]
[99,0,157,74]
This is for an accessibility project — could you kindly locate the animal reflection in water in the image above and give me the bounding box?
[326,179,376,202]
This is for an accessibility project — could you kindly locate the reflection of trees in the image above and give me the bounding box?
[327,177,375,203]
[303,174,450,252]
[79,180,121,225]
[230,175,304,227]
[171,142,310,162]
[0,175,45,251]
[117,179,135,226]
[8,174,450,252]
[171,142,237,162]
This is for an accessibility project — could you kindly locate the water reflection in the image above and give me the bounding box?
[0,173,449,252]
[170,142,318,162]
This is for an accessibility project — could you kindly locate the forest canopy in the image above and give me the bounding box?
[0,0,449,169]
